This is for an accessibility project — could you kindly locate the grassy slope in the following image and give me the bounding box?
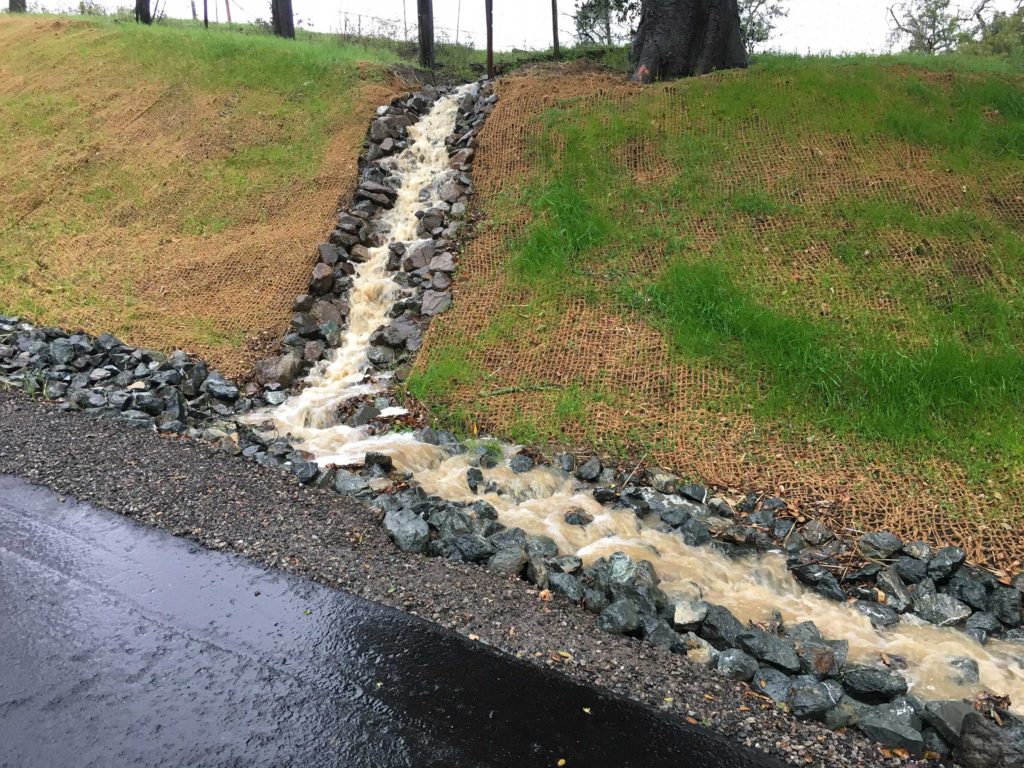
[410,54,1024,552]
[0,15,400,373]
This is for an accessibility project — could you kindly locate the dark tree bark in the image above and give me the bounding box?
[134,0,153,23]
[9,0,28,12]
[551,0,561,58]
[630,0,748,82]
[271,0,295,38]
[417,0,435,69]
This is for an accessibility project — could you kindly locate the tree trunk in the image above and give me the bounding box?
[134,0,153,24]
[551,0,561,59]
[271,0,295,38]
[629,0,748,82]
[417,0,434,69]
[9,0,27,11]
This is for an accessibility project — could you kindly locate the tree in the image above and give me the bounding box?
[961,1,1024,56]
[134,0,152,23]
[271,0,294,38]
[629,0,748,82]
[739,0,787,53]
[417,0,434,68]
[8,0,28,11]
[552,0,562,57]
[887,0,995,53]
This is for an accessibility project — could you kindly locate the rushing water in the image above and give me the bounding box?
[268,88,1024,711]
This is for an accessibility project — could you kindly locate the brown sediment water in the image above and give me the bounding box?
[268,87,1024,713]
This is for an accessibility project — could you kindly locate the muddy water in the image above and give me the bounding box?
[270,89,1024,711]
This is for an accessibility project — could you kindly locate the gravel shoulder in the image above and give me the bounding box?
[0,392,899,768]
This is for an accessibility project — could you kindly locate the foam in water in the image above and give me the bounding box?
[270,88,1024,711]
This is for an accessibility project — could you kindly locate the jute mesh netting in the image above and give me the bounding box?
[0,18,405,378]
[416,71,1024,574]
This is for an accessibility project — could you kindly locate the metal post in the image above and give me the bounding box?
[485,0,494,79]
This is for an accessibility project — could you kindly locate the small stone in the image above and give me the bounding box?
[681,632,718,667]
[752,666,793,702]
[948,656,980,685]
[878,567,913,613]
[928,546,966,581]
[564,509,593,526]
[915,592,972,627]
[466,467,483,493]
[575,456,602,482]
[289,460,319,484]
[857,715,923,757]
[364,452,394,472]
[923,700,974,745]
[334,470,370,495]
[893,555,929,584]
[800,520,834,546]
[737,628,801,673]
[549,571,585,603]
[841,665,908,703]
[597,599,641,635]
[859,531,903,560]
[789,675,843,719]
[309,262,334,294]
[384,508,429,553]
[903,540,932,560]
[525,535,558,558]
[672,600,708,632]
[991,586,1022,627]
[487,546,528,576]
[699,604,745,648]
[717,649,758,681]
[509,453,534,473]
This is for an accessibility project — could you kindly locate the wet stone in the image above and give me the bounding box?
[878,566,913,612]
[597,599,641,636]
[717,648,758,681]
[948,656,980,685]
[549,572,585,603]
[486,545,528,577]
[509,453,534,473]
[334,470,370,495]
[841,665,908,703]
[893,555,929,584]
[928,546,966,581]
[789,676,843,719]
[915,592,972,627]
[859,531,903,560]
[525,535,558,559]
[737,628,801,673]
[923,699,974,745]
[944,569,990,611]
[449,534,495,563]
[752,666,793,702]
[991,586,1022,627]
[699,604,745,648]
[564,509,593,526]
[364,452,394,472]
[575,456,602,482]
[857,715,923,757]
[466,467,483,493]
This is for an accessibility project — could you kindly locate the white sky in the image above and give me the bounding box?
[40,0,1022,52]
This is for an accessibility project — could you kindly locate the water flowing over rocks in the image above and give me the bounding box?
[4,78,1024,766]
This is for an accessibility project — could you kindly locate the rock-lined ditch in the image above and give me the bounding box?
[2,81,1023,767]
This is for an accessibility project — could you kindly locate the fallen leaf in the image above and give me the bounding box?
[557,760,566,767]
[686,717,698,725]
[582,707,591,715]
[539,589,552,602]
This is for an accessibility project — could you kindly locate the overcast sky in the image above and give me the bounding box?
[39,0,1022,52]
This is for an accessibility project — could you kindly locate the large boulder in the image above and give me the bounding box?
[254,353,305,388]
[955,711,1024,768]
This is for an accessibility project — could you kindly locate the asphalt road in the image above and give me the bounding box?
[0,473,782,768]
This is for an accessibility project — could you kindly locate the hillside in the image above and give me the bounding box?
[0,16,405,376]
[410,58,1024,573]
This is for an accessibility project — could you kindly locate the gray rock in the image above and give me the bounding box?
[681,632,719,666]
[945,569,990,611]
[549,571,585,603]
[309,262,334,294]
[902,540,932,560]
[597,599,641,635]
[420,290,452,316]
[955,711,1024,768]
[928,546,966,581]
[672,600,708,632]
[487,545,528,576]
[923,700,974,745]
[800,520,834,546]
[737,628,801,673]
[700,604,745,648]
[825,696,873,729]
[429,507,474,538]
[857,715,923,757]
[489,527,526,551]
[796,638,846,679]
[991,586,1022,627]
[348,404,381,427]
[717,648,758,681]
[449,534,496,563]
[576,456,602,482]
[466,467,483,493]
[525,535,558,559]
[334,470,370,495]
[892,555,928,584]
[643,618,682,651]
[384,508,428,553]
[364,452,394,472]
[859,531,903,560]
[789,675,843,719]
[878,566,913,613]
[751,666,793,701]
[915,592,972,627]
[289,460,319,484]
[564,509,593,526]
[842,665,908,703]
[509,453,534,473]
[201,373,239,401]
[949,656,980,685]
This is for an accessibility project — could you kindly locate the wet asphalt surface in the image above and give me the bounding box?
[0,474,782,768]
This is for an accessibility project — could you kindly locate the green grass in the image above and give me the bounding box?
[414,53,1024,493]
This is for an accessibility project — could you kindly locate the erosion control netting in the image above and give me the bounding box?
[416,71,1024,574]
[0,18,404,378]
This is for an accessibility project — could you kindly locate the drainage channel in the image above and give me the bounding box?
[256,85,1024,723]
